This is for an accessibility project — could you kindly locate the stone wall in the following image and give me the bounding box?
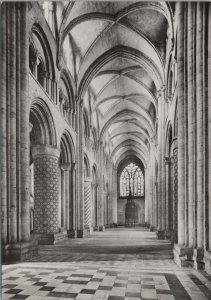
[117,198,145,225]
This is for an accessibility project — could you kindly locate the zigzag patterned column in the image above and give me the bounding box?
[84,178,92,230]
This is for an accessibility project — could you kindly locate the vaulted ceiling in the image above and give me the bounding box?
[57,1,174,167]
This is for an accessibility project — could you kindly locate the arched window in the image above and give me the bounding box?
[29,44,36,74]
[120,163,144,197]
[37,57,46,88]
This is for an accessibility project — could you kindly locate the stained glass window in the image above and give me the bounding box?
[120,163,144,196]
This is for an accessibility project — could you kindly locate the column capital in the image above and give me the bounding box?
[157,85,166,99]
[60,163,72,171]
[32,144,60,159]
[165,156,174,164]
[84,177,92,183]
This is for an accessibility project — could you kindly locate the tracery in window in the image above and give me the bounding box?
[120,163,144,197]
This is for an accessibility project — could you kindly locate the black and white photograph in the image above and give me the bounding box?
[1,1,211,299]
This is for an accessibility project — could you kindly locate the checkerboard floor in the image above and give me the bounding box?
[2,262,211,300]
[2,229,211,299]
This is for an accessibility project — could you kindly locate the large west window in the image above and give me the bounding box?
[120,163,144,197]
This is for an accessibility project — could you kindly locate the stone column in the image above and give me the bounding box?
[172,142,178,243]
[176,2,186,246]
[174,3,195,267]
[204,3,211,273]
[1,3,37,262]
[60,169,65,228]
[1,3,7,245]
[98,143,104,230]
[196,3,204,249]
[157,89,165,239]
[165,157,174,240]
[112,168,118,224]
[69,164,77,237]
[149,175,154,230]
[60,163,72,231]
[95,185,99,227]
[154,182,158,229]
[84,177,92,231]
[32,145,66,244]
[187,2,195,249]
[144,167,149,224]
[194,3,205,268]
[9,4,18,245]
[76,100,85,237]
[107,162,113,225]
[165,158,170,236]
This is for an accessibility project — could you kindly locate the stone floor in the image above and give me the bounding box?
[2,228,211,299]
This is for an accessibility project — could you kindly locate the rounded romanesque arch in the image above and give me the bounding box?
[29,23,56,99]
[58,130,76,234]
[29,98,60,241]
[30,98,57,147]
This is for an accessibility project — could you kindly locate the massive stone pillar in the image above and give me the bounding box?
[32,145,67,244]
[84,177,92,231]
[1,3,37,262]
[173,2,194,267]
[174,3,209,269]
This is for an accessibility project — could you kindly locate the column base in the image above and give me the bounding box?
[149,225,155,232]
[99,225,105,231]
[35,231,68,245]
[204,251,211,274]
[173,244,194,267]
[193,248,205,270]
[156,229,165,240]
[2,239,38,263]
[77,229,90,238]
[67,230,77,238]
[164,230,176,242]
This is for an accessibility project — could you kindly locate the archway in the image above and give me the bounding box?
[59,131,76,236]
[117,157,145,226]
[29,99,61,244]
